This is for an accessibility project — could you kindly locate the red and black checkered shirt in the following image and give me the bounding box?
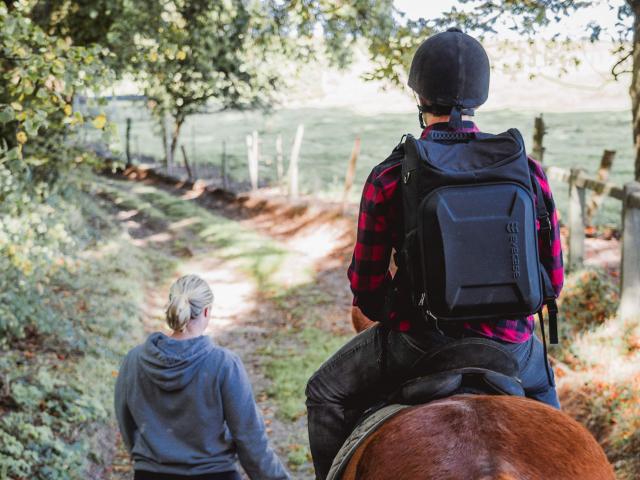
[348,122,564,343]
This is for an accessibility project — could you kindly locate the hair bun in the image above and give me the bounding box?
[166,293,192,332]
[165,275,214,332]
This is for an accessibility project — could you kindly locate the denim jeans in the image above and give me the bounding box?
[305,324,559,480]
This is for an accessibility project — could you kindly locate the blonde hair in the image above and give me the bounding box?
[165,275,214,332]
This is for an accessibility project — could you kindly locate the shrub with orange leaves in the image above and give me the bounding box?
[559,267,619,332]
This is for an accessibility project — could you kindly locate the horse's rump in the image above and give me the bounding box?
[342,395,613,480]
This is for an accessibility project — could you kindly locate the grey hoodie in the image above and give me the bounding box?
[114,332,290,479]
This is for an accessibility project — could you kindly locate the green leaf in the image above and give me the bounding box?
[0,106,15,124]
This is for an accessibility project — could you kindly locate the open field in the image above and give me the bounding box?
[93,102,633,226]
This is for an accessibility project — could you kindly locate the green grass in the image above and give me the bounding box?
[263,327,349,421]
[93,102,633,225]
[261,284,352,421]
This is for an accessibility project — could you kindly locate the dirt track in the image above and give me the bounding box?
[104,169,356,479]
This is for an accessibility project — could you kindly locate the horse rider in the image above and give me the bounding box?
[305,28,564,480]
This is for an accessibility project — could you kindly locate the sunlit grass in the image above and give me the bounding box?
[263,327,349,421]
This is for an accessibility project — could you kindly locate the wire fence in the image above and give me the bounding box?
[74,97,632,227]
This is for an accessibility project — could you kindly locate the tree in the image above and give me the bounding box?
[0,1,114,184]
[117,0,297,167]
[116,0,412,167]
[283,0,431,85]
[28,0,125,47]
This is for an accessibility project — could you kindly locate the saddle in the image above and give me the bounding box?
[391,337,525,404]
[326,337,524,480]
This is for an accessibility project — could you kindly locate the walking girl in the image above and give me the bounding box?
[115,274,290,480]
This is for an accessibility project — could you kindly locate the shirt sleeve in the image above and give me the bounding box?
[114,353,137,453]
[347,169,394,322]
[531,159,564,297]
[221,353,290,480]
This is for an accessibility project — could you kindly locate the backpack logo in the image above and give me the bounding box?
[506,222,520,278]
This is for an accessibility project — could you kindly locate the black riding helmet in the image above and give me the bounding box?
[408,27,490,129]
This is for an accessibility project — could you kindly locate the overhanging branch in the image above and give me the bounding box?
[612,50,633,80]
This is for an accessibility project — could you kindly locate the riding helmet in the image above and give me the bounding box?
[408,28,490,128]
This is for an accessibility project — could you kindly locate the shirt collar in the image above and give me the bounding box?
[421,120,479,139]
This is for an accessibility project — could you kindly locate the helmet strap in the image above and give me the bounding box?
[417,104,426,129]
[417,101,475,130]
[448,105,464,130]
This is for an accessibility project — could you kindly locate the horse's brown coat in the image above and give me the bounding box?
[342,395,614,480]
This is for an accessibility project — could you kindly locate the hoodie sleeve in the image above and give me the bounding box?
[114,351,137,453]
[220,353,290,480]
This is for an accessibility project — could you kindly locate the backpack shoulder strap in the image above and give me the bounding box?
[401,134,420,236]
[530,172,551,238]
[530,167,559,345]
[505,127,553,241]
[507,127,525,149]
[512,126,560,345]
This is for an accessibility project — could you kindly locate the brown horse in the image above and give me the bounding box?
[344,308,614,480]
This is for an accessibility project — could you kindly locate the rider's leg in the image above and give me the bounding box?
[505,335,560,409]
[305,324,448,480]
[305,326,383,480]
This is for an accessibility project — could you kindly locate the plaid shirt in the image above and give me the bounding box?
[348,122,564,343]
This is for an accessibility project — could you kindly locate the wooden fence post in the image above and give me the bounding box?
[253,130,259,166]
[342,136,361,211]
[620,182,640,321]
[288,124,304,199]
[191,123,197,178]
[275,134,284,184]
[125,117,132,167]
[246,131,259,190]
[586,149,616,225]
[180,145,193,180]
[568,168,586,271]
[161,116,169,170]
[221,140,228,190]
[532,114,546,163]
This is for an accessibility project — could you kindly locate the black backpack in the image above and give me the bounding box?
[396,129,559,344]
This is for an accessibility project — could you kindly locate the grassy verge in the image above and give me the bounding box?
[261,284,352,470]
[0,177,174,479]
[263,327,348,422]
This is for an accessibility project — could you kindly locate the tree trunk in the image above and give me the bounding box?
[630,1,640,181]
[169,118,184,171]
[160,116,168,169]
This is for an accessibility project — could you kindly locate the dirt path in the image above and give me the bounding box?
[102,173,356,479]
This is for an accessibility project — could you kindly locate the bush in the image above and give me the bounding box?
[0,167,111,346]
[559,267,619,332]
[0,3,114,176]
[0,177,151,479]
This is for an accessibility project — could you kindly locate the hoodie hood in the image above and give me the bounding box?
[139,332,215,391]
